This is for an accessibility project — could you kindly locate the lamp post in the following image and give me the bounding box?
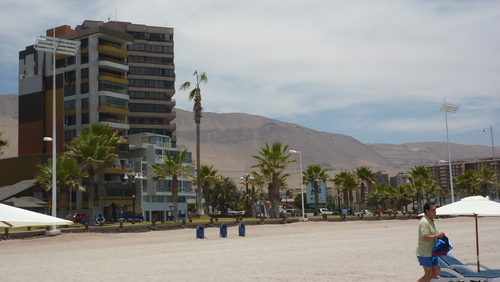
[289,150,308,222]
[123,172,144,224]
[240,174,254,216]
[483,126,498,200]
[440,101,459,203]
[35,34,79,235]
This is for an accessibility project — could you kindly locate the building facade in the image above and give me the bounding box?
[17,20,185,219]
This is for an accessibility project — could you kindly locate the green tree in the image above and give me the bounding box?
[35,155,86,217]
[179,70,208,215]
[151,149,193,223]
[368,183,392,211]
[199,165,218,214]
[406,165,433,212]
[476,166,496,197]
[303,164,329,215]
[332,170,357,211]
[66,124,125,222]
[354,166,375,213]
[210,176,236,212]
[455,170,478,197]
[252,142,294,217]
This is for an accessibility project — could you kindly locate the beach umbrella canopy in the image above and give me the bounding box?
[436,196,500,272]
[0,203,72,228]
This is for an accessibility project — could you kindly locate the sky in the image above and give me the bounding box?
[1,0,499,146]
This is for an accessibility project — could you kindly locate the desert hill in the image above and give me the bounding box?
[0,94,496,188]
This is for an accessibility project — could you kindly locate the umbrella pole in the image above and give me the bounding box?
[475,214,480,273]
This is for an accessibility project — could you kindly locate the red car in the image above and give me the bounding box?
[65,212,89,223]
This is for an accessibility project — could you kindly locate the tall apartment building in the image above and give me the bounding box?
[18,20,181,217]
[426,158,499,189]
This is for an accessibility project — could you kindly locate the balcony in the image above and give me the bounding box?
[98,73,129,86]
[98,57,128,72]
[98,103,130,115]
[98,44,129,57]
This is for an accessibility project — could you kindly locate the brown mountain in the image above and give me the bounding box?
[0,94,496,188]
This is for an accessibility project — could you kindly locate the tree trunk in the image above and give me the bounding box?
[314,181,319,215]
[251,184,256,217]
[97,163,106,217]
[86,169,96,226]
[173,177,179,223]
[194,92,204,215]
[204,183,210,214]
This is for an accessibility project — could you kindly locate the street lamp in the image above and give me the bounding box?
[240,174,254,216]
[289,150,308,222]
[483,126,498,200]
[440,101,459,203]
[123,172,144,224]
[35,34,79,236]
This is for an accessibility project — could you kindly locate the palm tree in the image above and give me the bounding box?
[66,124,125,221]
[179,70,208,215]
[354,167,375,213]
[151,149,193,223]
[303,164,329,215]
[252,142,294,218]
[368,183,392,211]
[476,166,496,197]
[210,176,236,212]
[406,165,433,212]
[199,165,218,214]
[456,170,478,197]
[332,170,357,210]
[249,171,266,217]
[36,155,86,217]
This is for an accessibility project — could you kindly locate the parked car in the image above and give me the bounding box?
[227,211,242,217]
[237,211,250,218]
[117,210,144,222]
[355,210,373,215]
[318,208,334,215]
[65,212,88,223]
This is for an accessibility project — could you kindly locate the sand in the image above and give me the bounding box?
[1,216,499,282]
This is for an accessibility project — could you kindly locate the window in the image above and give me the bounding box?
[81,98,89,110]
[64,130,76,142]
[81,68,89,79]
[98,80,128,93]
[64,84,76,96]
[64,100,76,111]
[128,56,173,65]
[80,38,88,49]
[129,67,174,77]
[65,115,76,126]
[99,96,128,108]
[56,58,66,68]
[129,91,167,100]
[129,103,169,112]
[128,43,173,53]
[81,53,89,64]
[81,113,89,124]
[66,56,75,66]
[65,70,76,82]
[81,82,89,94]
[129,79,174,89]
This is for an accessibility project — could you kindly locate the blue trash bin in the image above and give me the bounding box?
[196,225,204,239]
[220,223,227,238]
[238,222,245,237]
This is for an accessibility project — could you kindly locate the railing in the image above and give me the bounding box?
[128,72,175,78]
[129,121,174,126]
[99,72,126,80]
[99,118,127,124]
[98,57,127,65]
[98,88,128,95]
[128,59,174,66]
[129,97,175,102]
[99,103,128,110]
[98,42,123,49]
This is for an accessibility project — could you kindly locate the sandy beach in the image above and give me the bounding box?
[1,216,499,282]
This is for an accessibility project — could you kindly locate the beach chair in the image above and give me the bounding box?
[440,253,500,275]
[438,254,500,281]
[434,268,471,282]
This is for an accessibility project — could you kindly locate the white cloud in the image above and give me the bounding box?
[1,0,499,145]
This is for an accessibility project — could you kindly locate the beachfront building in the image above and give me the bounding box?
[17,20,178,217]
[128,133,194,222]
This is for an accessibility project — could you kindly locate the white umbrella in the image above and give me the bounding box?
[436,196,500,272]
[0,203,73,228]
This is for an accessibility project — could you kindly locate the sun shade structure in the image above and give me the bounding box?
[436,196,500,272]
[439,100,459,202]
[0,203,72,228]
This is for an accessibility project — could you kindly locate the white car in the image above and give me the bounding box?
[318,208,334,215]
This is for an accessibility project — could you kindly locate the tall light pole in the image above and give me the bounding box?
[35,34,79,235]
[124,172,144,224]
[440,101,459,203]
[240,174,254,215]
[483,126,498,200]
[289,150,308,222]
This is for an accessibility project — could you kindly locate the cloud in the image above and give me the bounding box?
[0,0,499,145]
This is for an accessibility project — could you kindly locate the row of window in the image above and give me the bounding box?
[128,32,172,42]
[99,96,128,107]
[129,79,174,89]
[129,103,171,113]
[130,91,168,100]
[64,98,89,111]
[129,56,173,65]
[128,43,173,54]
[129,66,174,77]
[64,83,89,96]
